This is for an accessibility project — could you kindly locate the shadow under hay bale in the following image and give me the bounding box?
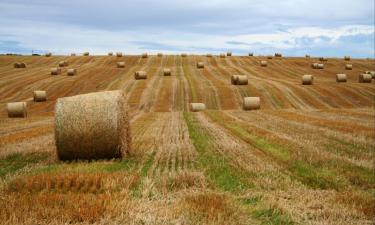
[7,102,27,118]
[55,90,132,160]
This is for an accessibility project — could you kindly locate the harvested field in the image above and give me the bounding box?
[0,55,374,225]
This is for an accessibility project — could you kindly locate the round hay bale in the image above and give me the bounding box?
[135,71,147,80]
[142,53,148,58]
[306,54,311,58]
[231,75,239,85]
[190,103,206,112]
[261,61,267,67]
[227,52,232,56]
[302,75,314,85]
[219,53,226,58]
[359,74,372,83]
[13,62,20,68]
[55,90,131,160]
[83,52,90,56]
[71,53,76,56]
[206,54,213,57]
[181,53,187,57]
[108,52,113,56]
[51,67,62,75]
[157,53,163,57]
[364,71,375,79]
[67,68,77,76]
[33,90,47,102]
[248,53,254,56]
[7,102,27,118]
[311,63,318,69]
[317,63,324,69]
[237,75,248,85]
[344,56,351,61]
[336,74,347,83]
[345,64,352,70]
[197,62,204,69]
[275,53,282,57]
[117,62,125,68]
[163,68,171,76]
[267,55,273,59]
[59,61,68,67]
[243,97,260,110]
[319,57,327,62]
[45,53,52,57]
[116,52,123,57]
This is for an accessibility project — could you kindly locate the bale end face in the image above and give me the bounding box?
[54,90,132,160]
[163,68,171,76]
[7,102,27,118]
[336,74,347,83]
[190,103,206,112]
[197,62,204,69]
[33,91,47,102]
[243,97,260,110]
[302,75,314,85]
[359,74,372,83]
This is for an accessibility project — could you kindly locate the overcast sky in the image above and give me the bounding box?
[0,0,374,57]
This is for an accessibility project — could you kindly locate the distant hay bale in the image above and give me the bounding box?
[67,68,77,76]
[54,90,131,160]
[71,53,76,56]
[336,74,347,83]
[345,64,353,70]
[116,52,123,57]
[135,71,147,80]
[243,97,260,110]
[227,52,232,56]
[261,61,268,67]
[14,62,26,68]
[51,67,62,75]
[219,53,226,58]
[181,53,187,57]
[275,53,282,57]
[231,75,248,85]
[7,102,27,118]
[33,90,47,102]
[142,53,148,58]
[45,53,52,57]
[197,62,204,69]
[302,75,314,85]
[311,63,324,69]
[319,57,327,61]
[108,52,113,56]
[359,74,372,83]
[305,54,311,58]
[83,52,90,56]
[206,54,212,57]
[317,63,324,69]
[190,103,206,112]
[267,56,273,59]
[248,53,254,56]
[344,56,351,61]
[157,53,163,57]
[117,62,125,68]
[163,68,171,76]
[59,61,68,67]
[364,71,375,79]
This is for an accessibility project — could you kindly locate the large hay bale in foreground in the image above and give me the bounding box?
[117,62,125,68]
[135,71,147,80]
[142,53,148,58]
[231,75,248,85]
[7,102,27,118]
[197,62,204,69]
[344,56,351,61]
[55,90,131,160]
[345,64,353,70]
[302,75,314,85]
[163,68,171,76]
[83,52,90,56]
[359,74,372,83]
[33,90,47,102]
[336,74,347,83]
[67,68,77,76]
[243,97,260,110]
[190,103,206,112]
[51,67,62,75]
[261,61,268,67]
[116,52,123,57]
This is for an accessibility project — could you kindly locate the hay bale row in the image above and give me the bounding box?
[197,62,204,69]
[261,61,268,67]
[190,103,206,112]
[135,71,147,79]
[14,62,26,68]
[67,68,77,76]
[359,74,372,83]
[243,97,260,110]
[319,57,328,62]
[59,61,69,67]
[142,53,148,58]
[336,74,347,83]
[7,102,27,118]
[345,64,352,70]
[116,52,123,57]
[302,75,314,85]
[54,90,131,160]
[275,53,282,57]
[344,56,351,61]
[34,90,47,102]
[163,68,171,76]
[311,63,324,69]
[51,67,62,75]
[83,52,90,56]
[231,75,248,85]
[117,62,125,68]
